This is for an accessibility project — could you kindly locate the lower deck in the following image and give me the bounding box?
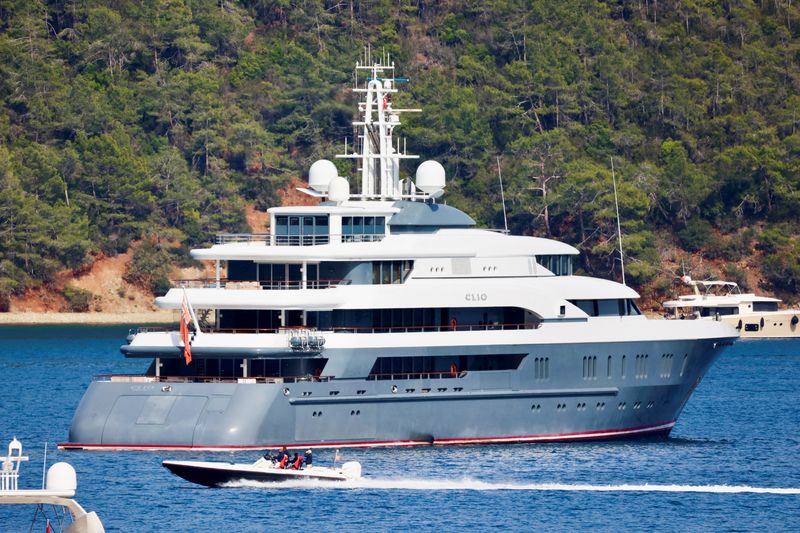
[62,335,734,450]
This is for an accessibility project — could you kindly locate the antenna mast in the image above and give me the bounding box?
[497,156,508,233]
[611,157,626,286]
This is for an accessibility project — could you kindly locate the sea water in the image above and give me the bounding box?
[0,326,798,532]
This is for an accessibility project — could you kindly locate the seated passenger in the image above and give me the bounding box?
[276,447,289,469]
[291,453,303,470]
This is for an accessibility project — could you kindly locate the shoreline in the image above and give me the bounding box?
[0,311,176,325]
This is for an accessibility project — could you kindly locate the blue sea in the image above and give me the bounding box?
[1,325,799,532]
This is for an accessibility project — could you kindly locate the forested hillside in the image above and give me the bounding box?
[1,0,799,311]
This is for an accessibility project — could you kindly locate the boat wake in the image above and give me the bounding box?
[223,477,800,495]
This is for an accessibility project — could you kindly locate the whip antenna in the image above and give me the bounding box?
[497,156,508,233]
[611,157,625,286]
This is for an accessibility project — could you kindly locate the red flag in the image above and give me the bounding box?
[180,297,192,365]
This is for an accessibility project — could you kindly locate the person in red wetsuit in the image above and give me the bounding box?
[291,453,303,470]
[276,446,289,469]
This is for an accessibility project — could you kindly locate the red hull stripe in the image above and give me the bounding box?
[58,421,675,452]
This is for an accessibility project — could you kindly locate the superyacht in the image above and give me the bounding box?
[62,52,738,451]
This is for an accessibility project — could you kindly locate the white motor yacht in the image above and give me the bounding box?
[663,276,800,339]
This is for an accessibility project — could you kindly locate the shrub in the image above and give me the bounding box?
[677,218,713,253]
[758,225,791,254]
[152,277,172,297]
[762,248,800,295]
[63,284,93,312]
[723,264,749,290]
[124,240,174,293]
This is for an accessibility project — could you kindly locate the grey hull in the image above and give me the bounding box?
[63,338,732,450]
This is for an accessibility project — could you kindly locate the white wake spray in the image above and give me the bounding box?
[223,477,800,495]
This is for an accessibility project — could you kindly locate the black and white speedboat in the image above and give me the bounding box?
[162,457,362,487]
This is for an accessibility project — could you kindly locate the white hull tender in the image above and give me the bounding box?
[163,459,362,487]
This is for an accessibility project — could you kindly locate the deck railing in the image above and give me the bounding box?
[128,322,536,337]
[215,233,385,245]
[171,278,350,290]
[95,374,333,384]
[366,371,467,381]
[95,372,465,384]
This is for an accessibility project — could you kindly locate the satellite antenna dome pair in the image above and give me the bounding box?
[309,159,350,202]
[308,158,446,199]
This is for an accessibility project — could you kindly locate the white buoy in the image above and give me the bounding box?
[415,160,446,195]
[308,159,338,193]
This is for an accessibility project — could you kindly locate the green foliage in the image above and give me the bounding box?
[0,0,798,301]
[759,225,791,254]
[677,218,713,253]
[762,247,800,296]
[724,264,749,291]
[63,284,94,312]
[124,241,174,294]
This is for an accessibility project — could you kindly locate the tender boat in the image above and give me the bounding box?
[663,276,800,339]
[0,437,104,533]
[162,457,362,487]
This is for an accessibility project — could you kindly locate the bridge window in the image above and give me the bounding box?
[275,215,329,246]
[699,306,738,317]
[752,302,778,312]
[342,216,385,242]
[538,255,573,276]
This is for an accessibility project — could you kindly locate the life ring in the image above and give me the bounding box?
[450,318,457,331]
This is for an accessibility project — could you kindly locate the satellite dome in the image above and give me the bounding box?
[415,160,446,194]
[327,176,350,203]
[308,159,338,193]
[46,462,77,493]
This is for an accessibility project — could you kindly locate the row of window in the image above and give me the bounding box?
[569,299,642,317]
[342,216,386,237]
[578,353,689,380]
[275,215,330,245]
[368,354,526,378]
[306,306,528,332]
[153,357,328,379]
[538,255,573,276]
[150,351,690,383]
[372,260,413,285]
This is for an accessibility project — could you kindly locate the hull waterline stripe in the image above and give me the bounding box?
[58,420,675,451]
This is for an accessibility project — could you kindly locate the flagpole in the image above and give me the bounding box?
[182,287,202,334]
